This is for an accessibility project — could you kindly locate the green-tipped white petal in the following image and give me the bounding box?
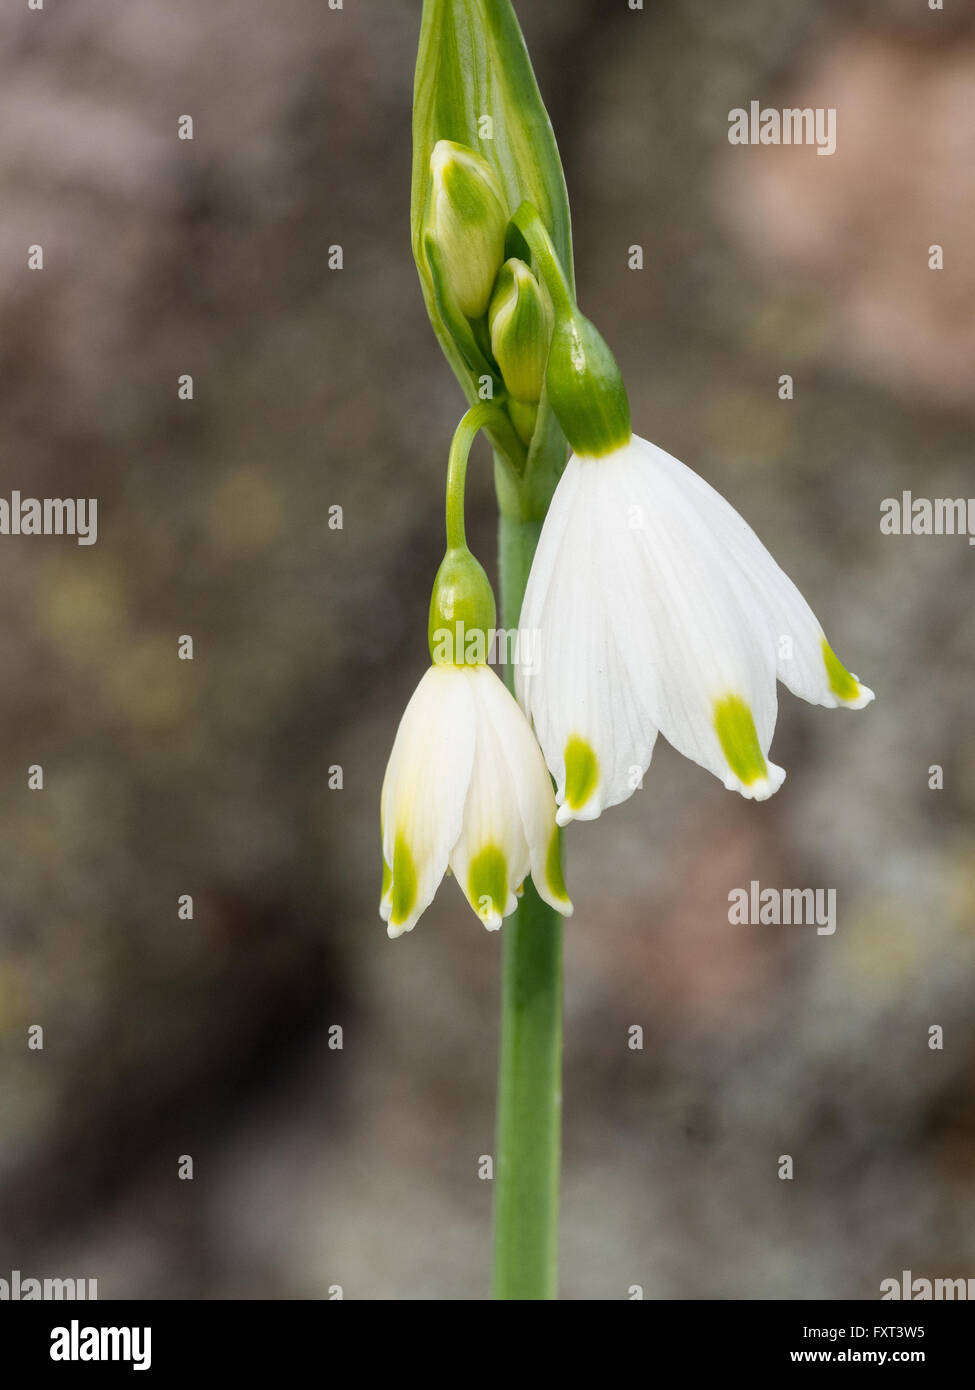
[645,440,876,713]
[448,673,525,929]
[381,665,475,937]
[471,665,572,917]
[516,454,659,823]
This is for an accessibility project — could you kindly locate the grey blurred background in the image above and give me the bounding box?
[0,0,973,1300]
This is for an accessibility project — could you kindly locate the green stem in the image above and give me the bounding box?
[446,403,515,549]
[511,201,575,320]
[493,511,563,1301]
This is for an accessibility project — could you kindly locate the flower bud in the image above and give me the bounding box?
[428,546,497,666]
[427,140,508,320]
[488,258,552,405]
[545,308,631,457]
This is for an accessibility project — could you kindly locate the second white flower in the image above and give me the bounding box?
[516,433,874,824]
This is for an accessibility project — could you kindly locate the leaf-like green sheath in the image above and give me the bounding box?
[412,0,575,515]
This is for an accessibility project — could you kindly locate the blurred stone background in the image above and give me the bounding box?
[0,0,973,1299]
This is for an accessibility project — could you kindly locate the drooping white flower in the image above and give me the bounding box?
[516,433,874,824]
[381,662,572,937]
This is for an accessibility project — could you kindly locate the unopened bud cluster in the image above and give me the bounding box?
[425,140,554,446]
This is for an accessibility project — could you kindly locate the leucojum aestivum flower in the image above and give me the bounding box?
[381,404,572,937]
[382,0,874,1300]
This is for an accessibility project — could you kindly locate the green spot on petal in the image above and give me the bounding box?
[545,829,569,903]
[389,835,418,925]
[714,695,768,786]
[381,851,392,900]
[822,637,861,702]
[564,736,599,810]
[468,844,508,922]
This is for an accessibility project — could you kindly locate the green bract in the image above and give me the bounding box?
[412,0,574,516]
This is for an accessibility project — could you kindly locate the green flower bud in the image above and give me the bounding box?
[507,199,630,459]
[488,258,552,405]
[545,308,631,458]
[428,546,497,666]
[427,140,507,320]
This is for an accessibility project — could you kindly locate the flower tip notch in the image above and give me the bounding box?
[724,761,787,802]
[544,877,574,917]
[848,682,875,710]
[821,637,876,711]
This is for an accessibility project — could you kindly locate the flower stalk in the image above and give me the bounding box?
[445,403,512,550]
[410,0,577,1299]
[492,512,565,1300]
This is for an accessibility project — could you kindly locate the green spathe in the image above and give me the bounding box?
[411,3,572,310]
[412,0,574,507]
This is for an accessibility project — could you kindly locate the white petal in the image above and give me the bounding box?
[598,436,783,798]
[516,454,659,823]
[642,438,875,711]
[381,665,475,936]
[448,667,533,929]
[471,665,572,916]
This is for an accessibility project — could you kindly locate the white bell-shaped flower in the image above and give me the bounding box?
[381,661,572,937]
[380,478,571,941]
[516,433,874,824]
[507,202,875,825]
